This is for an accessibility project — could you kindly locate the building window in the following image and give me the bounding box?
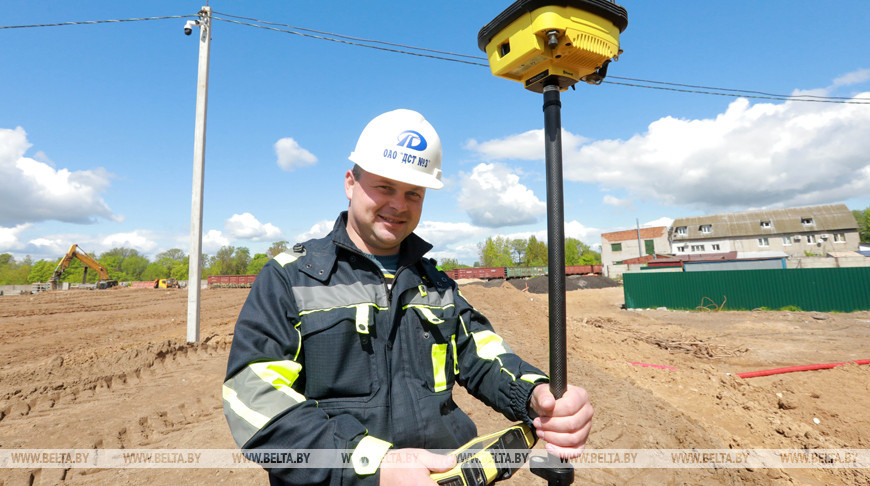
[690,245,705,252]
[833,233,846,243]
[675,226,687,236]
[758,237,769,247]
[676,246,686,252]
[760,221,771,228]
[644,239,655,255]
[611,243,622,252]
[801,217,814,226]
[806,235,816,244]
[782,236,792,246]
[711,244,721,251]
[699,225,712,234]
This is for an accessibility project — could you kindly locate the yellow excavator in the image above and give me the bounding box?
[49,244,119,290]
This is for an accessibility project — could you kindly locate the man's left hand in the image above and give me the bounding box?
[528,384,593,458]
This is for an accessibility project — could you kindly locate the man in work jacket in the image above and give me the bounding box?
[223,109,594,485]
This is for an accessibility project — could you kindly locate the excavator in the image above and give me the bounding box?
[49,244,119,290]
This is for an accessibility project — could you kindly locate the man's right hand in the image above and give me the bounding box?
[378,448,456,485]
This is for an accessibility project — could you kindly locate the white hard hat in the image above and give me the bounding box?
[349,109,443,189]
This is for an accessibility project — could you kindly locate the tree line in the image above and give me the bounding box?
[438,235,602,271]
[2,207,868,285]
[0,240,294,286]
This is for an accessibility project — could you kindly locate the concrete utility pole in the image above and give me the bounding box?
[187,7,211,343]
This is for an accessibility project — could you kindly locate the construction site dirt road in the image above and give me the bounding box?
[1,282,868,485]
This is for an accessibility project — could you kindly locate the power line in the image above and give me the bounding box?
[4,11,868,105]
[212,11,486,61]
[0,15,195,30]
[210,15,489,68]
[213,11,869,105]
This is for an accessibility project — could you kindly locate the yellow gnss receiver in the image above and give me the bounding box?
[431,424,537,486]
[477,0,628,92]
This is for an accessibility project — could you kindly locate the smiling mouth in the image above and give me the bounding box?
[378,214,405,226]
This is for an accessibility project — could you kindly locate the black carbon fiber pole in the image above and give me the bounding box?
[543,79,568,400]
[530,77,576,486]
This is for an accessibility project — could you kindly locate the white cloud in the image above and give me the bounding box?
[202,229,230,254]
[555,92,870,212]
[831,68,870,88]
[295,219,333,242]
[275,137,317,171]
[101,230,158,253]
[415,221,489,249]
[225,213,283,241]
[458,163,545,227]
[602,194,633,209]
[464,129,588,161]
[0,223,31,251]
[0,127,119,225]
[644,216,674,228]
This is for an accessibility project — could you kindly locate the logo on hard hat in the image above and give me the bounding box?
[396,130,428,151]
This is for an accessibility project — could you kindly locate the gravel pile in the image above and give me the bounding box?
[508,275,621,294]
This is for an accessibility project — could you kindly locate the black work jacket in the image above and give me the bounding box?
[223,213,547,485]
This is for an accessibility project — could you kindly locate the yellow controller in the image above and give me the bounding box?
[430,424,537,486]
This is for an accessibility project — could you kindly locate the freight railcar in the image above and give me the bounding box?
[207,275,257,288]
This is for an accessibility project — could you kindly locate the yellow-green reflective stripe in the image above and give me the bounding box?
[222,385,270,429]
[248,361,306,403]
[352,436,392,475]
[458,315,469,336]
[473,330,508,360]
[418,284,427,297]
[521,373,548,383]
[404,304,449,324]
[431,343,448,392]
[299,303,386,316]
[451,334,459,375]
[274,252,299,267]
[355,304,370,334]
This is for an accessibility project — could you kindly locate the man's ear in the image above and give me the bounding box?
[344,169,355,201]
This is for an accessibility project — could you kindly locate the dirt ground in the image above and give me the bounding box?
[1,280,868,485]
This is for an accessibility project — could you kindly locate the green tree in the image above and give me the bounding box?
[565,237,601,265]
[27,260,56,283]
[141,262,167,281]
[267,241,289,258]
[121,254,149,280]
[247,253,270,274]
[478,236,513,267]
[526,236,548,266]
[510,239,528,266]
[0,254,31,285]
[853,206,870,244]
[438,257,464,271]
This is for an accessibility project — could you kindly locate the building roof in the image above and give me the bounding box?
[602,226,667,243]
[671,204,857,240]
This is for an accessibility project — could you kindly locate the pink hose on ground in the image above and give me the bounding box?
[736,359,870,378]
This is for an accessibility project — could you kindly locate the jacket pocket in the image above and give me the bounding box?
[299,306,378,399]
[408,307,459,393]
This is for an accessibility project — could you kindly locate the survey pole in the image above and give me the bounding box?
[187,6,211,343]
[543,81,568,399]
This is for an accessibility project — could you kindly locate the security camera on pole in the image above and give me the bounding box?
[478,1,628,484]
[186,7,211,343]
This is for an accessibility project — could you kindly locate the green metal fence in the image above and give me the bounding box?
[623,267,870,312]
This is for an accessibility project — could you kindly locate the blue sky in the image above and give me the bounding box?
[2,0,869,265]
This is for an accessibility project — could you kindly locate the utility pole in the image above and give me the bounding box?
[636,218,643,258]
[187,7,211,343]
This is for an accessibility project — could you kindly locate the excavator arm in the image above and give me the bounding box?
[49,245,118,289]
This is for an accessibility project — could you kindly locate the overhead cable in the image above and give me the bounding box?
[0,15,195,30]
[4,11,868,104]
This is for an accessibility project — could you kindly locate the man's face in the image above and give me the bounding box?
[345,168,426,256]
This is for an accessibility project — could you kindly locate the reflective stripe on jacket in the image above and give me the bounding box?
[223,212,548,485]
